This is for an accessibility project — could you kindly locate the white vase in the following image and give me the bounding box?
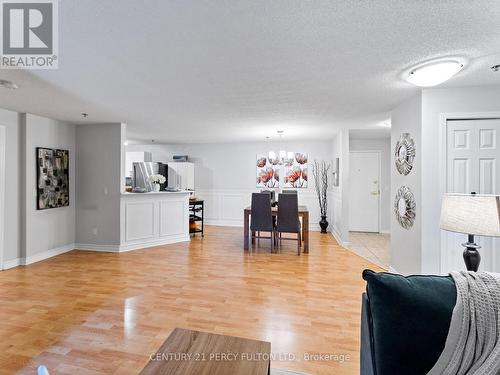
[152,183,160,192]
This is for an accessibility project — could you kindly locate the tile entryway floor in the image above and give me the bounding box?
[347,232,390,270]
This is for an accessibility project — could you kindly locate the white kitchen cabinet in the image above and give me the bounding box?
[168,162,194,190]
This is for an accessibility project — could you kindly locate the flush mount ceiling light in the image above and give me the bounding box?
[405,60,464,87]
[0,79,18,89]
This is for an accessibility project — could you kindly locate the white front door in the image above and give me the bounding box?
[349,151,380,232]
[444,119,500,272]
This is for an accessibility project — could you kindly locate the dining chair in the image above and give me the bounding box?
[260,189,276,206]
[250,193,275,252]
[276,193,301,255]
[282,190,298,195]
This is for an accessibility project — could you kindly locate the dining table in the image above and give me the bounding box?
[243,205,309,253]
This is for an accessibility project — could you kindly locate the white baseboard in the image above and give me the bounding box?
[330,226,349,247]
[76,235,191,253]
[3,234,192,270]
[2,243,75,270]
[24,243,76,265]
[380,230,390,235]
[205,219,243,228]
[75,243,121,252]
[3,257,22,270]
[119,235,190,252]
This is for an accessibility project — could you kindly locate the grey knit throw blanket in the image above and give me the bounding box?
[428,271,500,375]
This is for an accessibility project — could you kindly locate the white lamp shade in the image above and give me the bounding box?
[440,194,500,237]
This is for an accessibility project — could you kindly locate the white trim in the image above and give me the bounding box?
[2,234,192,269]
[76,235,190,253]
[348,150,382,233]
[24,243,75,265]
[75,243,120,252]
[119,235,190,252]
[379,230,390,235]
[330,225,350,247]
[0,125,5,270]
[438,112,500,274]
[3,258,22,270]
[2,243,75,269]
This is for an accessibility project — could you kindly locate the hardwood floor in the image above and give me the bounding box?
[0,226,382,375]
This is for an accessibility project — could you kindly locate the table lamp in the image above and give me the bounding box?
[440,193,500,271]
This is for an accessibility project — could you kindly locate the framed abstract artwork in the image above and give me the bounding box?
[36,147,70,210]
[283,153,308,188]
[256,154,280,188]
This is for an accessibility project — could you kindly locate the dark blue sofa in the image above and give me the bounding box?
[360,270,457,375]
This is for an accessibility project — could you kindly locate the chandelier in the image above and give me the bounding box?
[268,130,294,165]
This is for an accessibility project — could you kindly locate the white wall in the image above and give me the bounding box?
[76,123,124,247]
[0,110,77,268]
[389,86,500,275]
[421,86,500,274]
[349,137,391,233]
[390,93,422,275]
[127,140,333,229]
[23,114,76,263]
[0,108,21,265]
[329,130,350,245]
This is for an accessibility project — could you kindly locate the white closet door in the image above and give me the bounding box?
[444,119,500,272]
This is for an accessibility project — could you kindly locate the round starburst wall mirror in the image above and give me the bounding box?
[394,186,416,229]
[395,133,415,175]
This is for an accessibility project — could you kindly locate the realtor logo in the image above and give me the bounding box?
[1,0,58,69]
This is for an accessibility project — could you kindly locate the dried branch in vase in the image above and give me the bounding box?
[312,160,331,233]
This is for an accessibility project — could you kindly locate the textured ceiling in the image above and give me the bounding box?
[0,0,499,143]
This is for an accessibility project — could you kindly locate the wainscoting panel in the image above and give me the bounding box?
[159,199,188,237]
[196,189,323,230]
[125,202,156,241]
[121,193,190,251]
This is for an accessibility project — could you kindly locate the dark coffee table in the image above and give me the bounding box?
[139,328,271,375]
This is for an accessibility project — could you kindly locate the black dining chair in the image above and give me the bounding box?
[282,190,298,195]
[250,193,275,252]
[260,189,276,206]
[276,193,301,255]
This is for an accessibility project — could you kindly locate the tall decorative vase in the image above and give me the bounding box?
[152,183,160,192]
[319,215,329,233]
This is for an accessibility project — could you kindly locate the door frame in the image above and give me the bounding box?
[439,112,500,273]
[0,125,5,270]
[348,150,381,233]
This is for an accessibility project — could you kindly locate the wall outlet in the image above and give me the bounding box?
[104,187,109,196]
[92,228,98,236]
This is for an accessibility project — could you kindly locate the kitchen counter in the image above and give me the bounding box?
[120,190,190,251]
[121,190,192,196]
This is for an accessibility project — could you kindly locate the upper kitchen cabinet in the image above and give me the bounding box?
[168,162,195,190]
